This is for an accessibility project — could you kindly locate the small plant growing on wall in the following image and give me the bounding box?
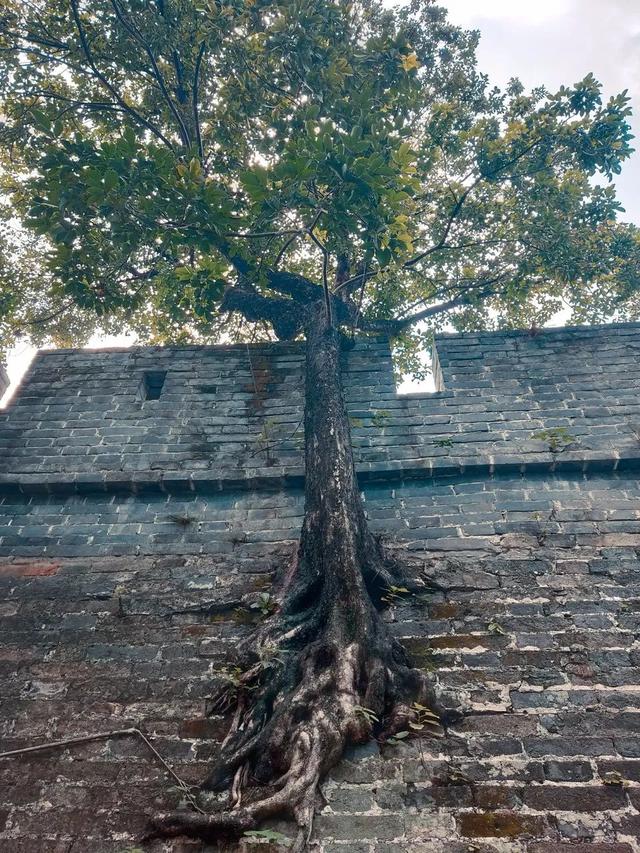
[168,512,195,527]
[243,829,292,847]
[385,701,440,745]
[249,592,277,618]
[380,584,411,605]
[371,410,391,428]
[434,436,454,448]
[354,705,380,725]
[532,427,577,453]
[113,584,127,618]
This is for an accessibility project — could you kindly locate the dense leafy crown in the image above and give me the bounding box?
[0,0,638,372]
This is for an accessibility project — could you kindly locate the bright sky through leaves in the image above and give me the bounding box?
[2,0,639,402]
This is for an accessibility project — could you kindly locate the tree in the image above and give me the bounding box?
[1,0,639,848]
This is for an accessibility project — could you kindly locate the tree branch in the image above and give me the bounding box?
[193,42,206,162]
[0,43,95,78]
[22,31,69,51]
[109,0,191,147]
[225,229,304,240]
[29,88,125,115]
[220,284,305,340]
[274,233,300,269]
[356,274,505,335]
[68,0,175,150]
[6,299,77,335]
[404,133,546,270]
[356,295,467,334]
[395,276,507,330]
[404,183,476,269]
[333,268,378,295]
[308,230,332,328]
[395,294,470,328]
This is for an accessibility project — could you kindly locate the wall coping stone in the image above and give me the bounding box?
[2,447,640,496]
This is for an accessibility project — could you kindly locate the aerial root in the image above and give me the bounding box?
[147,543,446,851]
[147,633,443,849]
[148,727,325,849]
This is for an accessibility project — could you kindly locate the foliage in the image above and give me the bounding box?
[249,592,277,617]
[385,729,411,746]
[0,0,638,371]
[532,426,577,453]
[433,436,454,448]
[212,665,245,692]
[601,770,628,787]
[0,208,112,357]
[371,409,391,427]
[354,704,380,724]
[380,583,411,604]
[408,700,440,731]
[385,701,439,744]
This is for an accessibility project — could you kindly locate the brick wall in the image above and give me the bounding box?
[1,323,640,852]
[3,325,640,492]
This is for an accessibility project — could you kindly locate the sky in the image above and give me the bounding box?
[2,0,640,403]
[444,0,640,225]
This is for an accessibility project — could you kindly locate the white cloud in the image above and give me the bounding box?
[445,0,572,26]
[444,0,640,225]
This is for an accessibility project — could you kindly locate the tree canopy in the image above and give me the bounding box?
[0,0,638,369]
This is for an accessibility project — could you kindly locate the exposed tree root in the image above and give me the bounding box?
[148,544,444,852]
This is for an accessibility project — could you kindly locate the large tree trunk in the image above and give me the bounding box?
[150,305,443,851]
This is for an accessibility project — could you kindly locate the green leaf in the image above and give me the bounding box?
[31,108,51,133]
[103,169,119,191]
[240,168,270,203]
[243,828,292,846]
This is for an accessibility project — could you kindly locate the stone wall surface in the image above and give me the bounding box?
[0,323,639,852]
[2,323,640,494]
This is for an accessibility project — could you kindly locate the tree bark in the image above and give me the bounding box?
[149,302,444,851]
[286,304,378,626]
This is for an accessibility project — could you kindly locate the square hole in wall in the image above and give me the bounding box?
[140,370,167,401]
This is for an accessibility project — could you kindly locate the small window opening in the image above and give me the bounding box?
[197,384,217,395]
[141,370,167,401]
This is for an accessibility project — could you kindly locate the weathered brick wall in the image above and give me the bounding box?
[3,324,640,492]
[1,323,640,852]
